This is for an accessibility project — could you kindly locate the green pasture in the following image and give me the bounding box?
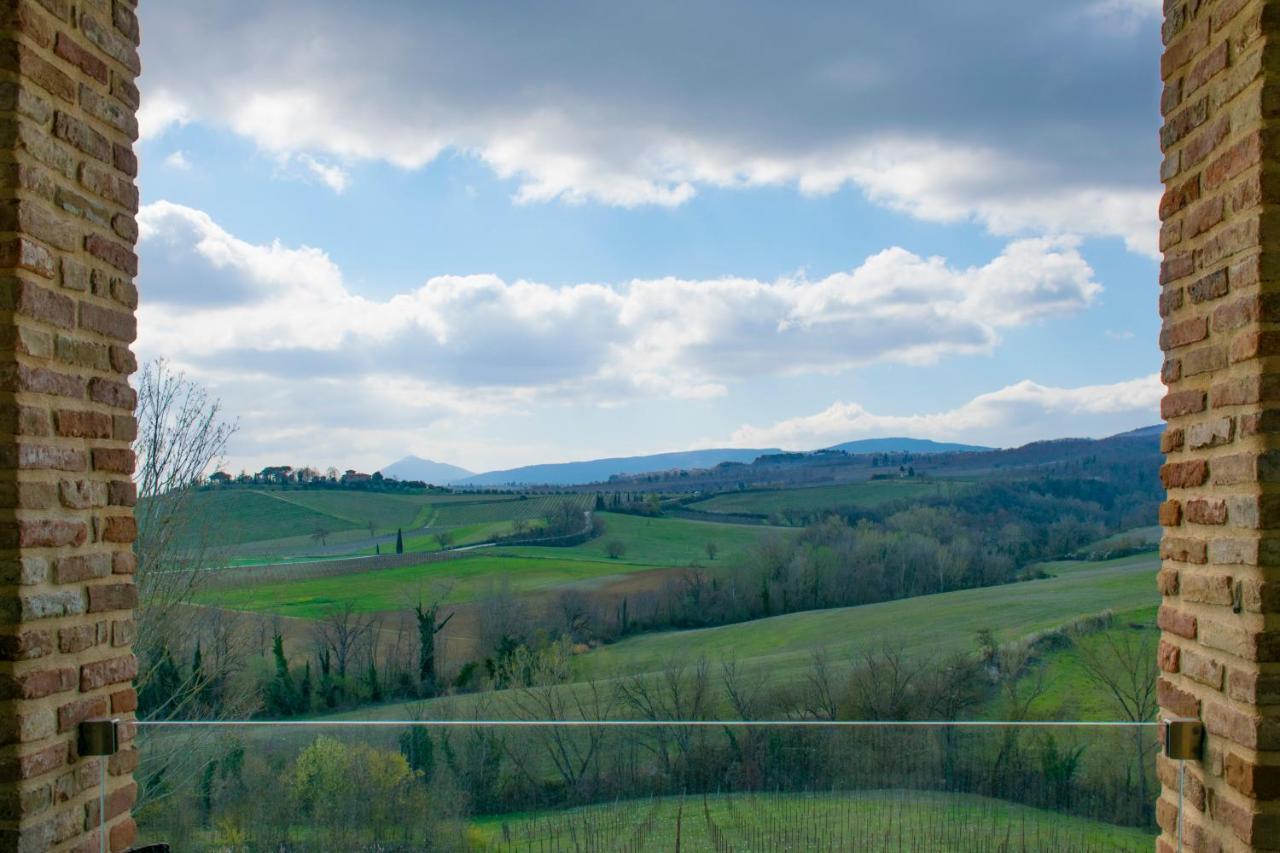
[574,553,1158,685]
[198,553,666,619]
[687,479,954,517]
[468,790,1154,851]
[432,494,593,527]
[495,511,785,566]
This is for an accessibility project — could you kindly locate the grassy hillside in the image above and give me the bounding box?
[199,553,671,619]
[168,490,367,547]
[573,553,1157,685]
[495,511,784,566]
[469,791,1154,851]
[687,479,953,517]
[432,494,592,527]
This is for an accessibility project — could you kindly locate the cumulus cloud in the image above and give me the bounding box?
[137,1,1161,253]
[729,375,1163,450]
[137,202,1102,403]
[162,150,191,170]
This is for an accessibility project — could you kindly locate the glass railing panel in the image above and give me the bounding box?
[120,720,1163,851]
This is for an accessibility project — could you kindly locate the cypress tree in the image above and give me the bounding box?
[395,528,404,554]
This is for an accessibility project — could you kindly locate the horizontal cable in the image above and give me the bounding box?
[136,718,1160,729]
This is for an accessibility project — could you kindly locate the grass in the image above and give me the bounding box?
[166,490,364,548]
[1000,605,1159,721]
[198,553,668,619]
[573,553,1158,687]
[432,494,593,527]
[468,790,1154,851]
[495,511,785,566]
[687,479,956,517]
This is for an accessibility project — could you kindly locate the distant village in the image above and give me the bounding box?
[205,465,439,493]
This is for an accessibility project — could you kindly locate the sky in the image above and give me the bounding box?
[133,0,1166,475]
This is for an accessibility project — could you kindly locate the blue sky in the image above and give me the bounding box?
[133,1,1165,475]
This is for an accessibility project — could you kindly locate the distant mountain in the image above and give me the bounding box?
[380,456,474,484]
[457,448,778,487]
[1109,424,1164,439]
[823,437,993,454]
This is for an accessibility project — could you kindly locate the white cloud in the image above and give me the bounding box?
[136,202,1102,403]
[137,90,191,140]
[276,152,351,194]
[163,150,191,170]
[138,2,1162,254]
[730,375,1163,450]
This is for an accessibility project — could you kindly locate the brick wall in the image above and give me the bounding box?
[1158,1,1280,850]
[0,1,140,850]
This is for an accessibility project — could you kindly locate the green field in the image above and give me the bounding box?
[687,479,953,517]
[573,553,1158,686]
[495,511,784,566]
[1003,605,1159,721]
[199,553,669,619]
[167,490,369,548]
[468,791,1154,851]
[432,494,592,527]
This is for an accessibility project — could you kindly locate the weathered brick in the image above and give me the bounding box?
[80,12,141,74]
[1186,416,1234,449]
[53,554,109,584]
[52,112,109,163]
[1158,676,1200,716]
[1188,268,1229,304]
[87,377,134,409]
[1161,389,1207,418]
[78,300,135,342]
[86,583,135,613]
[1185,497,1229,524]
[53,410,111,439]
[1160,316,1210,350]
[1162,459,1209,488]
[53,32,108,85]
[99,515,134,543]
[1161,536,1208,564]
[1160,500,1183,527]
[78,654,136,691]
[82,234,136,276]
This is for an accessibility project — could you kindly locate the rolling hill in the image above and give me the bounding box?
[824,437,992,454]
[456,448,779,486]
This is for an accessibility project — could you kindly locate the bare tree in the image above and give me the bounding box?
[796,647,843,721]
[1073,625,1158,818]
[614,657,712,777]
[503,641,614,793]
[132,360,253,809]
[311,525,330,547]
[134,360,238,694]
[313,600,376,680]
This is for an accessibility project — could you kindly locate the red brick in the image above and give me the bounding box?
[1158,606,1198,639]
[18,519,86,548]
[1204,131,1263,191]
[1159,176,1201,221]
[86,583,135,613]
[1158,640,1181,673]
[87,377,134,409]
[1160,500,1183,527]
[1158,676,1200,716]
[1186,39,1229,94]
[1186,498,1229,525]
[53,32,107,85]
[1186,196,1225,237]
[1160,316,1209,350]
[82,235,136,276]
[90,448,133,475]
[99,515,135,544]
[1161,389,1206,418]
[53,410,111,439]
[1162,459,1209,489]
[55,697,106,734]
[78,301,135,342]
[78,655,136,691]
[108,688,135,715]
